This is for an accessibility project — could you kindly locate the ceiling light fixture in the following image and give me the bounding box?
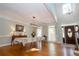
[30,16,38,27]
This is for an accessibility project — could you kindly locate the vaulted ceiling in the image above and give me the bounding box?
[0,3,56,26]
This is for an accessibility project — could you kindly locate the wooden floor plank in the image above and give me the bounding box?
[0,42,75,56]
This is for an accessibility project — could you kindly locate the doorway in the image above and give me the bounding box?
[48,26,56,42]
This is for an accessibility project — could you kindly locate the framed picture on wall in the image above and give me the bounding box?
[16,24,24,32]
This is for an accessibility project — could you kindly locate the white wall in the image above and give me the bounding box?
[55,3,79,43]
[0,17,32,46]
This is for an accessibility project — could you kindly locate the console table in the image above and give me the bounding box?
[11,35,27,46]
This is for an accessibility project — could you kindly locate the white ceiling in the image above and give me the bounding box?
[0,3,55,25]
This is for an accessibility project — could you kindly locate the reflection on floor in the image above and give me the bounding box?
[0,42,76,56]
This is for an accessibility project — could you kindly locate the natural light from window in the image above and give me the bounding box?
[36,27,42,37]
[62,4,73,15]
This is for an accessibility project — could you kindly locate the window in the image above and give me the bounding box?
[36,27,42,37]
[62,4,73,15]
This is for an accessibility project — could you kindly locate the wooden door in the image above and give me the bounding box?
[64,26,76,44]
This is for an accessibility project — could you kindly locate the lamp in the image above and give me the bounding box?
[30,16,39,27]
[22,28,26,35]
[10,26,15,35]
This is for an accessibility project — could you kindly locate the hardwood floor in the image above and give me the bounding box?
[0,42,76,56]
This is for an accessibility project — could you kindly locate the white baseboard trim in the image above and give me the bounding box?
[0,43,11,47]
